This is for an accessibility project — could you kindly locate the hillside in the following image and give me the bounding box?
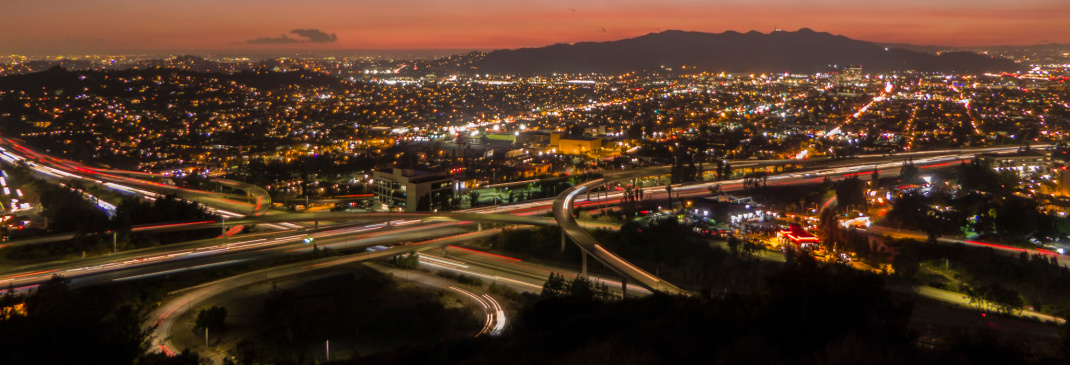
[472,29,1022,74]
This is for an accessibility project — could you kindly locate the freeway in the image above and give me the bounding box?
[0,138,269,219]
[148,226,509,357]
[0,220,220,248]
[150,229,650,359]
[722,145,1048,170]
[0,141,1041,293]
[550,145,1037,294]
[423,245,651,296]
[113,169,273,216]
[0,207,620,292]
[0,141,1048,360]
[0,216,449,289]
[0,145,1017,293]
[556,173,687,295]
[867,226,1070,267]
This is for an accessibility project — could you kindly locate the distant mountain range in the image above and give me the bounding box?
[471,29,1022,74]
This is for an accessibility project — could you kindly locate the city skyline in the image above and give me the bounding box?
[3,0,1069,55]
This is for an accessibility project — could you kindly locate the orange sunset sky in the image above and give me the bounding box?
[3,0,1068,55]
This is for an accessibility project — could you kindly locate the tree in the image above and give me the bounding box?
[1061,316,1070,358]
[566,124,585,137]
[566,275,596,300]
[985,283,1024,316]
[891,250,920,288]
[626,123,643,140]
[395,252,420,269]
[885,193,931,231]
[957,160,1015,193]
[835,176,867,212]
[540,272,568,299]
[818,209,842,250]
[0,275,155,364]
[966,283,1023,316]
[899,160,919,185]
[194,306,228,333]
[468,191,481,207]
[995,197,1040,238]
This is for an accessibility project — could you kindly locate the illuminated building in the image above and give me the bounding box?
[372,168,454,212]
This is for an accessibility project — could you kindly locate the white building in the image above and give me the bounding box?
[372,168,454,212]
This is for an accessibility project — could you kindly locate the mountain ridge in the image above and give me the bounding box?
[471,29,1022,74]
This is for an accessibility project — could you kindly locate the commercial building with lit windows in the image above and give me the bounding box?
[372,168,454,212]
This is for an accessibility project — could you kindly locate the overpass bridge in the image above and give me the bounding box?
[555,166,687,296]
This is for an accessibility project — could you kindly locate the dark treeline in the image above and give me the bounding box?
[885,191,1057,241]
[114,194,222,248]
[819,209,891,264]
[241,155,378,190]
[230,269,479,364]
[349,253,1062,365]
[495,225,580,262]
[894,239,1070,317]
[34,181,112,234]
[0,276,200,365]
[882,159,1060,243]
[495,218,779,293]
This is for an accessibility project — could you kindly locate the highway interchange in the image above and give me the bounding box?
[0,139,1063,358]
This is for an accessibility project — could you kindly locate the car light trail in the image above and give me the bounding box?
[447,245,522,261]
[112,259,249,282]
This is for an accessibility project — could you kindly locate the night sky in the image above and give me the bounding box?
[3,0,1068,54]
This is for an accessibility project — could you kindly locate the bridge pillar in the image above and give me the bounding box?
[561,230,567,252]
[581,251,587,276]
[314,220,319,229]
[478,222,482,231]
[621,277,627,298]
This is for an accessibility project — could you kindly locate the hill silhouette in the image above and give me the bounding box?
[473,29,1022,74]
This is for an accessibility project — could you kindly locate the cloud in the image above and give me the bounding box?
[247,29,338,44]
[290,29,338,43]
[247,34,300,44]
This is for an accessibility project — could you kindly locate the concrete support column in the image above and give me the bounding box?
[581,251,588,276]
[621,277,628,298]
[561,230,567,252]
[314,220,319,229]
[478,222,483,231]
